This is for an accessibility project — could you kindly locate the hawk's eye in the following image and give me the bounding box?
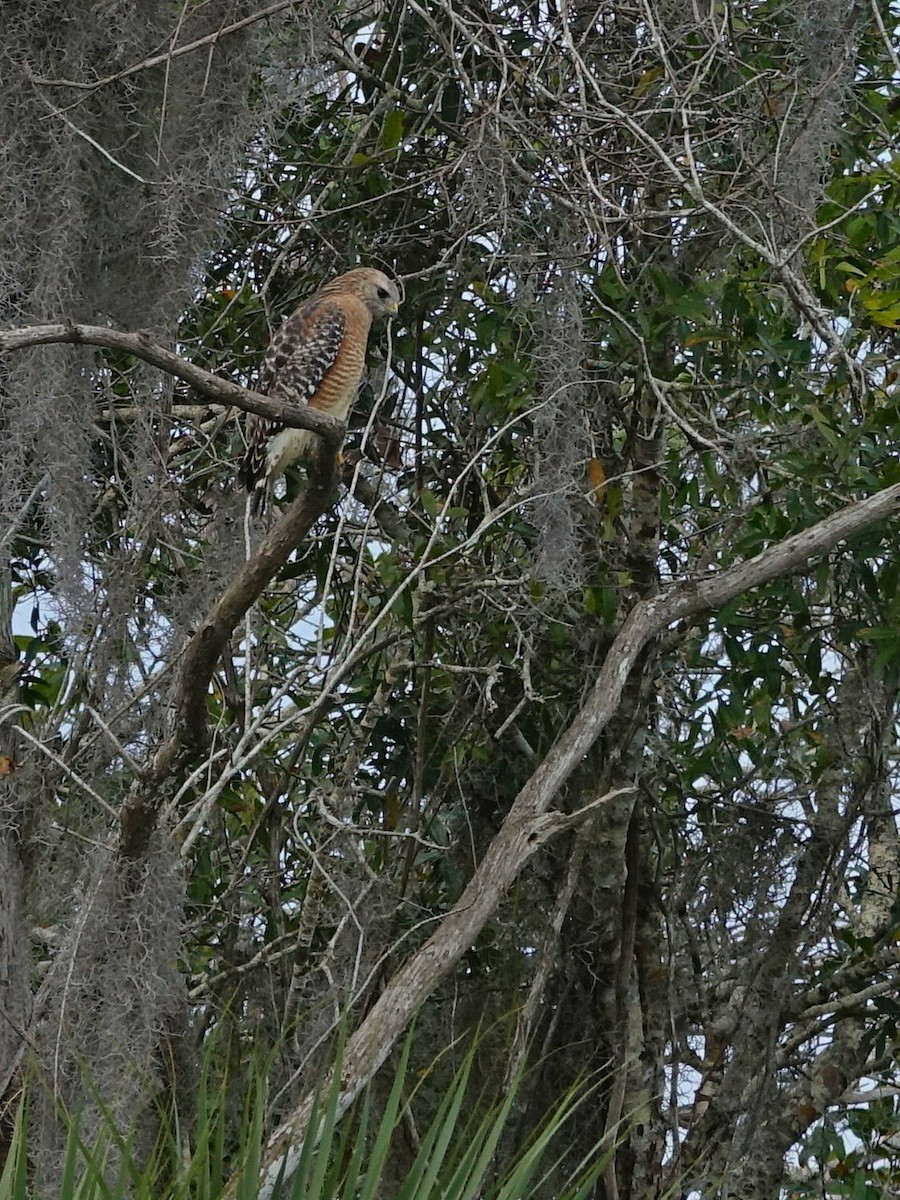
[377,287,390,299]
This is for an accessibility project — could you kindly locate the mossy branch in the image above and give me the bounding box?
[0,322,344,445]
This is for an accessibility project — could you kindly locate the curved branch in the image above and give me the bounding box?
[0,322,385,858]
[0,322,344,444]
[117,454,338,859]
[243,478,900,1200]
[29,0,300,91]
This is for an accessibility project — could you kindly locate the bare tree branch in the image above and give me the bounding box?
[28,0,302,92]
[0,322,344,444]
[118,451,339,859]
[242,480,900,1199]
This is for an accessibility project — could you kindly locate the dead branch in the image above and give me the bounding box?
[238,479,900,1199]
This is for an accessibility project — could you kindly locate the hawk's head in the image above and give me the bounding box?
[333,268,401,318]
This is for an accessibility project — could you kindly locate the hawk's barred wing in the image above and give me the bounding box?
[237,266,399,515]
[238,298,347,505]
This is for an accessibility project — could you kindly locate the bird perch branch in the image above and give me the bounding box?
[0,319,346,856]
[0,322,344,445]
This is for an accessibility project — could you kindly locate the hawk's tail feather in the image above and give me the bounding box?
[249,480,267,516]
[238,443,269,516]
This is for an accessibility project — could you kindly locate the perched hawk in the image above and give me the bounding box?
[239,267,400,513]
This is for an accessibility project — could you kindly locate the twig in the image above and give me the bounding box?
[30,0,301,91]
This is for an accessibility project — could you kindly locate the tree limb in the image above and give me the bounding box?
[0,322,344,444]
[117,453,338,859]
[242,477,900,1199]
[0,321,384,859]
[28,0,302,92]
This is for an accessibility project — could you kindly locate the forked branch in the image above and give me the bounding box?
[0,319,344,857]
[241,478,900,1200]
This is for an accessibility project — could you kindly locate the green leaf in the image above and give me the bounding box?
[420,488,439,517]
[382,108,405,149]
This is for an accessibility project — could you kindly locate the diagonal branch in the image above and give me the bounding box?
[29,0,302,92]
[0,320,377,859]
[117,452,339,859]
[240,478,900,1200]
[0,322,344,444]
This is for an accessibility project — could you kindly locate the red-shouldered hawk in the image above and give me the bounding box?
[239,267,400,513]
